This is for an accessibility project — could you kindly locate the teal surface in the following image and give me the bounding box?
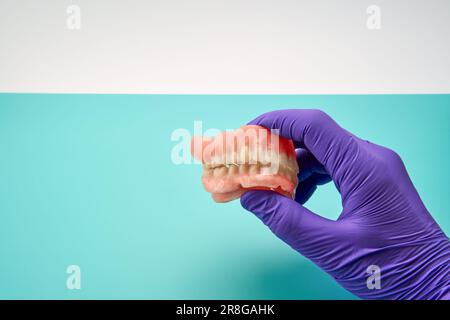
[0,94,449,299]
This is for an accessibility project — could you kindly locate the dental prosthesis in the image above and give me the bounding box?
[191,125,299,202]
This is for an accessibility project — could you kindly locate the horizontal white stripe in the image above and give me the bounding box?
[0,0,449,94]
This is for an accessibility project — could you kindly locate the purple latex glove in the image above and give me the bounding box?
[241,109,450,300]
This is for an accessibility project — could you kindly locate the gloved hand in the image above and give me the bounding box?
[240,109,450,300]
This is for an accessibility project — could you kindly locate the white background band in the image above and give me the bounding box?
[1,0,449,94]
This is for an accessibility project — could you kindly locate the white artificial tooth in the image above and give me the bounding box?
[265,146,272,164]
[249,145,258,165]
[219,167,228,178]
[238,145,248,164]
[239,163,249,174]
[281,153,288,166]
[257,144,264,165]
[246,146,252,164]
[267,151,274,165]
[224,150,231,165]
[202,165,212,176]
[237,148,243,164]
[211,155,222,166]
[233,151,239,164]
[246,146,251,164]
[229,144,238,164]
[280,164,288,176]
[249,164,258,175]
[232,151,238,164]
[269,153,281,173]
[228,165,238,176]
[254,144,260,164]
[263,148,272,165]
[260,166,274,176]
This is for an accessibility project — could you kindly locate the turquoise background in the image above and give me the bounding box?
[0,94,449,299]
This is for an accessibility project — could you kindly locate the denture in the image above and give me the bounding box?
[191,125,299,202]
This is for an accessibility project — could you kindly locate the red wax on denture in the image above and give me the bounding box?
[191,125,299,203]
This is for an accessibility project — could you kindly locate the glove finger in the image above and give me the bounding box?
[248,109,359,191]
[240,190,338,258]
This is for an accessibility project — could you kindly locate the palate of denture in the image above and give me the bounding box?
[191,125,299,203]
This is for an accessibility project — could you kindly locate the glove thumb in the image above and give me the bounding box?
[240,190,338,259]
